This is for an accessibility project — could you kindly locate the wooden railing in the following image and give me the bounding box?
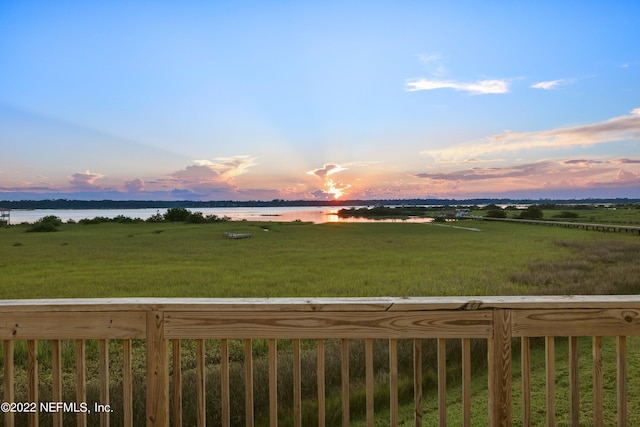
[1,296,639,426]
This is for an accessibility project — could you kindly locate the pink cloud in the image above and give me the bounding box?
[69,170,105,189]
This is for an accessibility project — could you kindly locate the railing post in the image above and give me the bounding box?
[147,310,169,427]
[488,309,512,427]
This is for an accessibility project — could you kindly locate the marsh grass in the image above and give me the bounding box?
[0,220,617,298]
[510,239,640,295]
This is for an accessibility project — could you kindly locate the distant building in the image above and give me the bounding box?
[0,208,10,225]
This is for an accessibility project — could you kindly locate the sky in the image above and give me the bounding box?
[1,1,639,201]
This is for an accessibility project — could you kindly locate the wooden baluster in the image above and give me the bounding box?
[4,340,15,427]
[196,339,206,427]
[438,338,447,427]
[122,339,133,427]
[462,338,471,427]
[221,339,230,426]
[488,309,511,427]
[389,338,398,427]
[146,311,169,427]
[244,339,254,427]
[269,339,278,426]
[365,338,374,427]
[172,340,182,427]
[414,338,422,427]
[546,337,555,427]
[341,339,349,427]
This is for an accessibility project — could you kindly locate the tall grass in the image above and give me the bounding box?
[510,239,640,294]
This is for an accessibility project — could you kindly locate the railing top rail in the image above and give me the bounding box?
[1,295,640,312]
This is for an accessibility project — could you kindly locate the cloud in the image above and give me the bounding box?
[192,155,257,179]
[123,178,145,192]
[612,158,640,164]
[411,155,640,198]
[306,163,348,179]
[405,78,509,95]
[307,163,351,199]
[69,170,105,189]
[414,162,552,182]
[531,79,571,90]
[170,156,257,190]
[422,108,640,163]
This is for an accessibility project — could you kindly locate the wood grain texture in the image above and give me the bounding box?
[0,312,146,340]
[171,340,182,427]
[511,309,640,337]
[545,337,555,427]
[462,338,471,427]
[164,311,492,339]
[2,295,640,312]
[389,338,398,427]
[341,339,349,427]
[244,339,254,427]
[122,339,133,427]
[269,339,278,427]
[146,311,169,427]
[488,310,512,427]
[413,339,422,427]
[196,339,206,427]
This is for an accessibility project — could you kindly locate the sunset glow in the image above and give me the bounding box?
[325,179,350,200]
[1,2,639,201]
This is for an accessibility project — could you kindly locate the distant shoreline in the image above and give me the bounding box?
[1,197,638,210]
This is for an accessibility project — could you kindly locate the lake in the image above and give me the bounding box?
[7,206,434,224]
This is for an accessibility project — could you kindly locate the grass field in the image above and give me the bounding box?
[2,217,637,299]
[1,214,640,426]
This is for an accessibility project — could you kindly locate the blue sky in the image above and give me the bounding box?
[1,1,639,201]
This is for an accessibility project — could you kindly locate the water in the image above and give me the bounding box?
[7,206,434,224]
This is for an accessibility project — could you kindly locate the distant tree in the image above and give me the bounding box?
[186,211,207,223]
[520,205,544,220]
[486,209,507,218]
[27,215,62,232]
[146,211,164,223]
[163,207,192,222]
